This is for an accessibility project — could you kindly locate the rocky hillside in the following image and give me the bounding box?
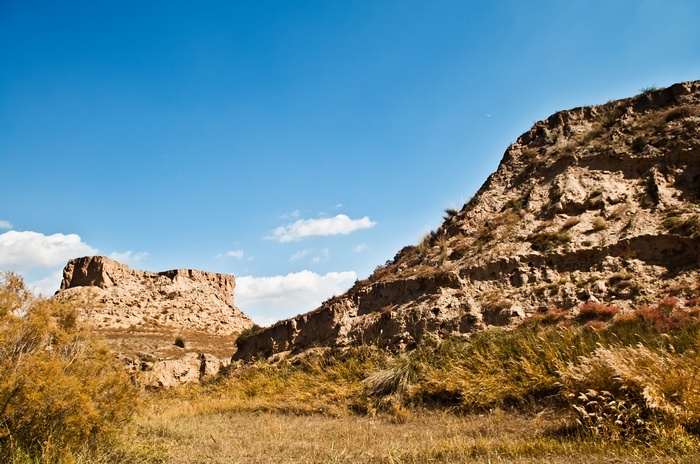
[54,256,254,388]
[235,80,700,360]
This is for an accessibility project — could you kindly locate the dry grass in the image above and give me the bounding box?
[77,403,700,463]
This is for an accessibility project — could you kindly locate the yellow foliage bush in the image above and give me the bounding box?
[0,273,137,461]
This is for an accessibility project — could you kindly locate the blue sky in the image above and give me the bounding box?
[1,1,699,325]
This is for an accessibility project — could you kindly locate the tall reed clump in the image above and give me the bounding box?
[560,343,700,441]
[0,273,137,462]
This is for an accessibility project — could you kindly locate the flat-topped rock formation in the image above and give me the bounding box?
[56,255,252,335]
[54,256,254,388]
[235,80,700,360]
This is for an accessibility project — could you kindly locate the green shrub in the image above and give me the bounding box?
[0,273,136,461]
[235,324,263,348]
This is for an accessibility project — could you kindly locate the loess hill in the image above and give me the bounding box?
[236,80,700,360]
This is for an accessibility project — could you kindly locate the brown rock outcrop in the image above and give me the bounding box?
[136,352,231,390]
[235,80,700,360]
[54,256,253,387]
[56,255,252,335]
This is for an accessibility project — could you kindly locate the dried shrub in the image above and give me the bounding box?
[443,206,459,221]
[0,273,136,460]
[380,305,393,320]
[599,106,626,128]
[630,136,648,152]
[665,107,693,122]
[637,176,660,209]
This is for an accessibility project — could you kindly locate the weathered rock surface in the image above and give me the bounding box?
[56,255,252,335]
[131,352,231,390]
[54,256,253,386]
[235,80,700,360]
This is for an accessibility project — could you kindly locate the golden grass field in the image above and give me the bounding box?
[85,396,699,463]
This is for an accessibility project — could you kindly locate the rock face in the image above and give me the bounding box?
[134,352,231,390]
[235,80,700,360]
[56,255,253,335]
[54,256,253,387]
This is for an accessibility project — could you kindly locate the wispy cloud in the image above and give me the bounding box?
[289,249,310,261]
[0,230,96,272]
[235,270,357,321]
[215,250,244,259]
[312,248,329,263]
[109,250,149,264]
[354,243,367,252]
[0,220,12,230]
[281,210,300,219]
[267,214,376,243]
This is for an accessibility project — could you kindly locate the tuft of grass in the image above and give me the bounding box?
[527,230,571,252]
[663,214,700,238]
[589,188,604,198]
[443,206,460,221]
[591,217,607,231]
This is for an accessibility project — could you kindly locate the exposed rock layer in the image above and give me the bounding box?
[56,255,252,335]
[235,80,700,360]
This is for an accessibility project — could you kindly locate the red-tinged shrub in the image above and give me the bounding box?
[524,308,568,325]
[686,297,700,308]
[658,296,680,314]
[583,320,606,331]
[623,303,700,334]
[633,305,679,333]
[576,302,619,322]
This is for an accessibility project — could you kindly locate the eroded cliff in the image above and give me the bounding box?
[235,80,700,360]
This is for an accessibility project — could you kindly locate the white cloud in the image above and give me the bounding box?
[109,250,149,264]
[226,250,244,259]
[215,250,244,259]
[354,243,367,252]
[312,256,320,263]
[267,214,376,243]
[0,220,12,230]
[250,315,278,328]
[235,270,357,321]
[0,230,96,272]
[281,210,300,219]
[289,249,310,261]
[27,269,64,297]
